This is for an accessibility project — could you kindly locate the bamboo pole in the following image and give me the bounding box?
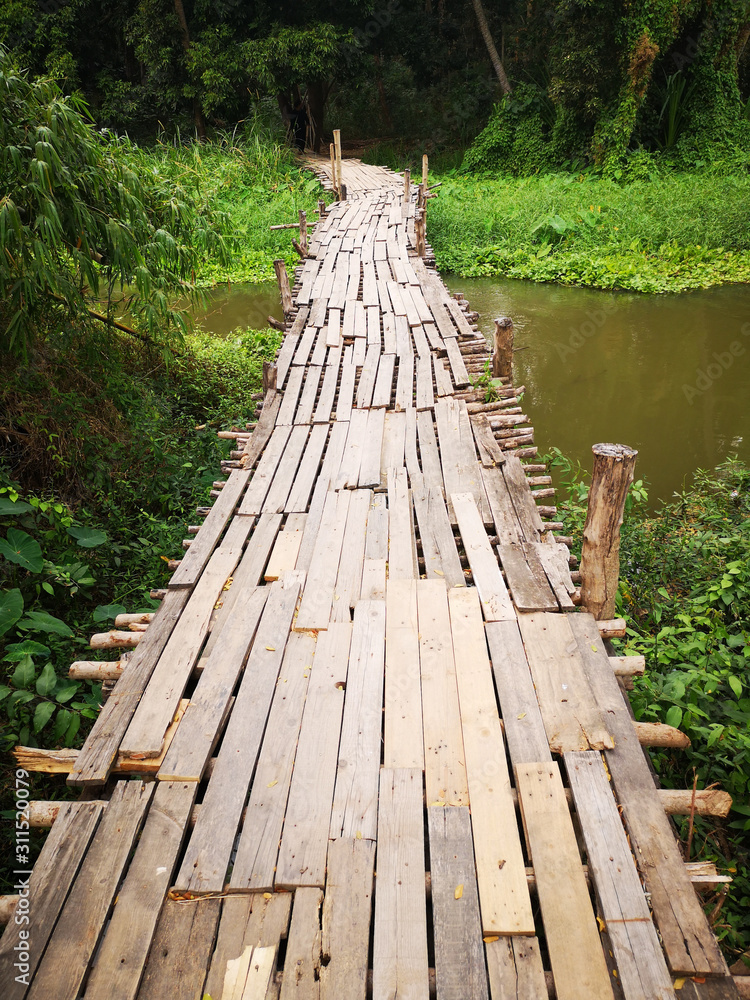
[492,316,514,378]
[579,443,638,619]
[273,258,293,317]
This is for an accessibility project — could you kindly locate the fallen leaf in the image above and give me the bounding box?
[355,831,362,840]
[267,779,278,788]
[483,935,499,943]
[263,892,272,900]
[454,884,463,899]
[517,712,526,720]
[596,916,606,932]
[266,645,276,651]
[674,979,685,990]
[692,978,706,985]
[434,569,444,577]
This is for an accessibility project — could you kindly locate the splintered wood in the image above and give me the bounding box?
[20,153,734,1000]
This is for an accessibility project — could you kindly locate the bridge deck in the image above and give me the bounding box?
[0,158,737,1000]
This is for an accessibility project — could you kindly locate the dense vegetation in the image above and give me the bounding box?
[551,453,750,963]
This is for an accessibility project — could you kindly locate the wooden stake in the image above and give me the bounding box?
[404,167,411,200]
[263,361,278,395]
[333,128,343,196]
[329,142,337,198]
[273,258,293,317]
[422,153,428,187]
[299,209,308,252]
[492,317,514,379]
[579,443,638,619]
[317,198,326,218]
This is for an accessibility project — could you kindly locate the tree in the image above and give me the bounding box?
[471,0,512,95]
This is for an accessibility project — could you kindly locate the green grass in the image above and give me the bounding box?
[427,172,750,293]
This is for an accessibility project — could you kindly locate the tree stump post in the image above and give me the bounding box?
[579,443,638,620]
[329,143,337,199]
[273,259,293,317]
[317,199,326,218]
[404,168,410,201]
[298,210,307,253]
[262,361,277,395]
[340,182,347,202]
[492,317,514,378]
[416,208,426,257]
[422,153,429,188]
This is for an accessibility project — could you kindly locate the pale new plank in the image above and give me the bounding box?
[565,751,676,1000]
[329,601,386,840]
[448,587,534,935]
[229,631,317,891]
[384,578,423,770]
[265,526,305,581]
[373,768,430,1000]
[295,489,351,630]
[276,624,351,887]
[120,544,245,758]
[451,492,515,622]
[517,612,614,753]
[515,762,615,1000]
[361,557,386,599]
[320,839,375,1000]
[417,579,469,806]
[174,579,301,893]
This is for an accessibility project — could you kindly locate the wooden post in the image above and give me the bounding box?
[333,128,343,197]
[579,443,638,620]
[329,142,338,199]
[415,208,426,257]
[263,361,277,395]
[422,153,428,188]
[404,168,411,201]
[318,199,326,218]
[340,182,347,202]
[492,317,514,378]
[273,258,293,317]
[298,209,307,253]
[417,182,425,209]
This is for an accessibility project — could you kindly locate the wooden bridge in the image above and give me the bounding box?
[0,153,741,1000]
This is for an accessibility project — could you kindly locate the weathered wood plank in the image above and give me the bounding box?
[515,762,615,1000]
[380,410,406,486]
[263,425,311,513]
[387,467,417,580]
[335,408,369,489]
[356,343,381,408]
[410,471,464,588]
[416,409,444,492]
[485,938,549,1000]
[83,782,198,1000]
[277,366,306,425]
[395,351,414,410]
[565,751,676,1000]
[229,631,317,891]
[175,578,301,893]
[332,489,371,619]
[517,612,614,753]
[135,897,222,1000]
[276,624,351,887]
[330,601,386,840]
[428,806,490,1000]
[471,413,506,468]
[27,781,154,1000]
[241,392,282,470]
[279,889,323,1000]
[239,424,293,514]
[498,541,558,612]
[286,424,329,513]
[372,353,396,408]
[295,366,323,424]
[418,579,469,806]
[451,492,515,622]
[296,490,351,630]
[373,768,430,1000]
[313,354,341,424]
[384,578,423,770]
[320,839,375,1000]
[502,454,545,541]
[449,587,534,935]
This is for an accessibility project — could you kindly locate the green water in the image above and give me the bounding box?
[193,279,750,503]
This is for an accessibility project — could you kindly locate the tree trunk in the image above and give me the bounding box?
[306,80,326,153]
[173,0,207,140]
[471,0,512,94]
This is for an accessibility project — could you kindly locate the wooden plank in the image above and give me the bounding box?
[27,781,154,1000]
[427,806,490,1000]
[203,896,291,1000]
[367,304,381,347]
[120,545,244,758]
[158,588,268,781]
[240,391,282,470]
[451,492,515,622]
[365,492,388,558]
[383,313,397,354]
[326,308,341,347]
[68,587,190,786]
[471,413,506,467]
[517,612,614,753]
[569,612,728,977]
[342,299,356,338]
[239,424,293,514]
[395,351,414,410]
[229,630,316,891]
[485,938,549,1000]
[404,405,420,480]
[411,322,431,358]
[355,343,381,408]
[498,541,558,612]
[410,471,464,588]
[310,326,329,366]
[263,425,311,513]
[433,355,453,397]
[533,539,577,610]
[361,557,386,599]
[330,601,386,840]
[335,360,356,422]
[485,620,551,765]
[334,408,368,490]
[308,296,328,329]
[449,587,534,935]
[276,624,351,887]
[394,314,412,356]
[169,469,250,587]
[0,801,104,999]
[295,366,323,424]
[135,897,221,1000]
[313,356,341,424]
[481,466,522,544]
[332,489,371,619]
[358,409,385,488]
[279,889,323,1000]
[219,945,276,1000]
[351,336,366,367]
[373,768,430,1000]
[372,353,396,408]
[277,366,306,425]
[502,455,545,541]
[418,579,469,806]
[294,325,318,368]
[416,409,443,491]
[387,467,417,580]
[286,424,329,513]
[175,578,301,893]
[320,839,375,1000]
[415,354,434,410]
[362,260,378,307]
[201,513,282,659]
[384,578,423,770]
[353,301,366,338]
[83,782,198,1000]
[277,336,300,390]
[380,410,406,485]
[265,524,305,581]
[515,762,615,1000]
[295,490,350,630]
[444,335,470,386]
[565,751,676,1000]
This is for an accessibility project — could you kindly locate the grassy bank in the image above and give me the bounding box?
[427,171,750,293]
[0,325,278,891]
[551,452,750,962]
